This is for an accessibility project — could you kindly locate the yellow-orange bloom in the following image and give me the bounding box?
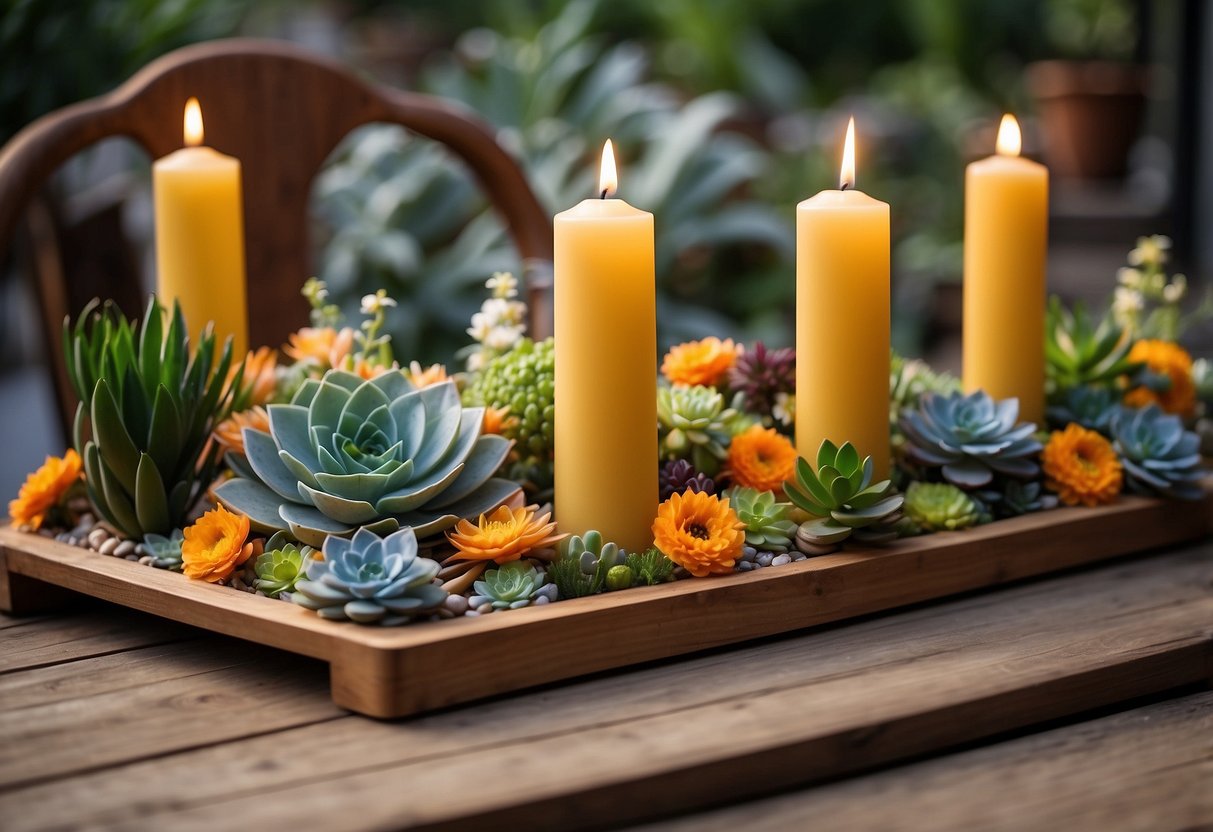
[482,404,517,436]
[182,504,254,582]
[407,360,449,388]
[7,449,81,530]
[284,326,355,369]
[1042,423,1123,507]
[229,346,278,406]
[1123,339,1196,417]
[346,357,403,380]
[726,425,798,492]
[447,504,566,563]
[661,337,743,387]
[213,406,270,456]
[652,489,745,578]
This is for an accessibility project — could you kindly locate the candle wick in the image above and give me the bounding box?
[840,181,852,192]
[600,189,609,199]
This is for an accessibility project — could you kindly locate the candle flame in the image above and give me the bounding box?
[184,97,204,147]
[996,113,1021,157]
[839,116,856,190]
[599,139,617,198]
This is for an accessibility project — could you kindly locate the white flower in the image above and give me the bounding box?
[1117,267,1142,289]
[486,271,519,299]
[1163,275,1187,304]
[478,297,526,327]
[466,352,486,372]
[360,291,397,315]
[467,312,493,342]
[1127,235,1171,267]
[1113,286,1144,317]
[484,324,524,351]
[772,392,795,427]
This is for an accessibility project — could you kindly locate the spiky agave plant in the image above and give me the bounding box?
[64,297,240,538]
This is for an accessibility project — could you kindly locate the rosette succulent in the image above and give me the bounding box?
[728,342,795,419]
[903,482,982,533]
[725,486,797,552]
[1045,385,1118,435]
[658,459,716,501]
[215,369,517,548]
[657,384,739,476]
[470,560,553,611]
[253,531,317,597]
[899,391,1042,490]
[1111,405,1205,500]
[292,527,446,624]
[462,337,554,490]
[1045,297,1141,394]
[783,440,904,553]
[976,479,1057,519]
[140,529,185,570]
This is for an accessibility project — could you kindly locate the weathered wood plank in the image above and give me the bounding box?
[1,543,1208,831]
[646,691,1213,832]
[0,607,196,674]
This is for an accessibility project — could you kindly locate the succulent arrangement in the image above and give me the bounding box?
[1110,405,1205,500]
[1045,297,1140,397]
[728,342,795,424]
[657,384,740,476]
[725,487,797,552]
[547,531,626,599]
[1045,385,1118,435]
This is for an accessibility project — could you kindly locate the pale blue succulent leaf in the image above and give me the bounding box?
[299,482,381,524]
[267,404,320,471]
[428,434,511,508]
[214,477,290,534]
[244,428,304,501]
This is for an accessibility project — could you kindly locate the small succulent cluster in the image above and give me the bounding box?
[547,531,627,599]
[784,441,904,554]
[725,487,797,552]
[658,459,716,501]
[1111,405,1205,500]
[657,384,741,477]
[253,531,317,597]
[293,527,447,625]
[462,337,555,491]
[728,342,795,426]
[902,482,982,533]
[140,529,185,571]
[470,561,555,611]
[1045,385,1118,435]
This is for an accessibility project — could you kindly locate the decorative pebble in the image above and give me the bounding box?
[771,554,792,567]
[88,528,108,549]
[534,595,550,605]
[98,538,120,556]
[124,554,140,562]
[464,610,481,618]
[114,540,136,557]
[757,553,774,567]
[139,556,155,566]
[443,595,469,616]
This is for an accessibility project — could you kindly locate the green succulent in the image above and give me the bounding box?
[783,440,905,553]
[903,482,982,533]
[605,565,635,591]
[64,297,240,539]
[548,531,625,599]
[253,531,317,598]
[292,527,446,625]
[899,390,1042,490]
[462,337,554,492]
[214,370,518,548]
[1045,385,1118,435]
[1045,297,1141,396]
[890,350,960,433]
[976,479,1057,520]
[1111,405,1205,501]
[657,384,739,476]
[625,548,676,586]
[470,560,551,610]
[140,529,185,571]
[725,487,797,552]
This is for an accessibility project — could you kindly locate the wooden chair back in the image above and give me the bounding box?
[0,38,553,435]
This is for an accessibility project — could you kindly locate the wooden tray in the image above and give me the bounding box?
[2,491,1210,718]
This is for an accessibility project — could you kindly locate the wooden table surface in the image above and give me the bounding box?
[1,538,1210,831]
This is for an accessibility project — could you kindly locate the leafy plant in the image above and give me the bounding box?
[1045,297,1140,398]
[625,547,676,586]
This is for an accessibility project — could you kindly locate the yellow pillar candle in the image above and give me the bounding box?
[153,97,248,355]
[963,114,1049,424]
[796,118,891,479]
[554,140,658,551]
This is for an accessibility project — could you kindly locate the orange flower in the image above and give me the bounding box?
[7,449,81,530]
[726,425,798,492]
[1042,424,1123,507]
[182,504,254,582]
[661,337,743,387]
[284,326,355,369]
[482,404,517,436]
[407,360,449,388]
[229,346,278,406]
[447,504,566,563]
[652,489,745,577]
[213,406,270,456]
[1123,339,1196,417]
[347,357,402,380]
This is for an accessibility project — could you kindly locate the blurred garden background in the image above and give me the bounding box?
[2,0,1211,496]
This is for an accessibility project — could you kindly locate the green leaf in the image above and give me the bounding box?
[134,453,170,534]
[91,379,140,494]
[120,365,150,451]
[139,296,163,400]
[835,442,859,476]
[794,457,835,509]
[97,454,142,538]
[147,384,183,477]
[816,439,839,470]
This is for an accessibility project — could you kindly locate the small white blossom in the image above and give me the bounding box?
[486,271,519,299]
[1117,267,1142,289]
[467,312,493,343]
[1113,286,1145,316]
[1163,276,1187,304]
[360,291,397,315]
[1127,235,1171,267]
[484,324,524,351]
[772,392,795,427]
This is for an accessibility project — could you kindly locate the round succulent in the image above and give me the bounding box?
[657,384,738,476]
[140,529,185,571]
[975,479,1057,519]
[658,459,716,501]
[903,482,982,533]
[253,531,317,597]
[462,337,554,490]
[215,369,518,548]
[728,342,794,419]
[292,527,447,625]
[548,531,626,598]
[470,560,553,611]
[783,440,905,554]
[899,390,1043,490]
[1045,385,1118,435]
[725,486,797,552]
[1111,405,1205,500]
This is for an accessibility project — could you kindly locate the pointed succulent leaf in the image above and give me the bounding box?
[91,379,140,493]
[133,452,170,534]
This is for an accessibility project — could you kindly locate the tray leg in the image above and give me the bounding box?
[0,547,76,615]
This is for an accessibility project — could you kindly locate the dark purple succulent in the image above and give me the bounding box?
[658,459,717,502]
[728,342,795,416]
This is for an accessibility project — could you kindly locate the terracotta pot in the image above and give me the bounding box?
[1026,60,1149,180]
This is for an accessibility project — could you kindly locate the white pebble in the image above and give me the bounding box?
[443,595,469,615]
[98,538,120,556]
[772,554,792,567]
[88,528,107,548]
[114,540,136,557]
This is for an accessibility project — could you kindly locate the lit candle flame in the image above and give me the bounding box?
[184,97,204,147]
[599,139,617,198]
[840,116,856,190]
[996,113,1021,157]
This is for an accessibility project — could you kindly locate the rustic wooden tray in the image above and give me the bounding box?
[2,490,1210,718]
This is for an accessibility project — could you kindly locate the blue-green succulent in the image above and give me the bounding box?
[140,529,185,570]
[1045,385,1118,435]
[1111,405,1205,500]
[725,486,797,552]
[470,560,553,611]
[214,369,518,548]
[292,527,446,624]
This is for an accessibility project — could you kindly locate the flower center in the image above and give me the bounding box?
[686,523,710,540]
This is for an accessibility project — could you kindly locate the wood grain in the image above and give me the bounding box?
[1,490,1209,717]
[1,544,1209,831]
[0,607,195,674]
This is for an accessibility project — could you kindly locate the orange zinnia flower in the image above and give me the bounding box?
[7,449,81,530]
[213,406,270,456]
[1123,339,1196,417]
[447,504,566,563]
[1042,423,1123,507]
[652,489,745,577]
[726,425,798,492]
[284,326,355,369]
[229,346,278,406]
[407,360,449,388]
[661,337,743,387]
[182,504,255,582]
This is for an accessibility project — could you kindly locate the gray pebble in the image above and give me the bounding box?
[139,556,155,566]
[736,561,754,572]
[125,554,140,561]
[98,537,120,556]
[465,610,480,618]
[771,554,792,567]
[757,553,774,567]
[443,595,469,615]
[114,540,136,557]
[534,595,550,605]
